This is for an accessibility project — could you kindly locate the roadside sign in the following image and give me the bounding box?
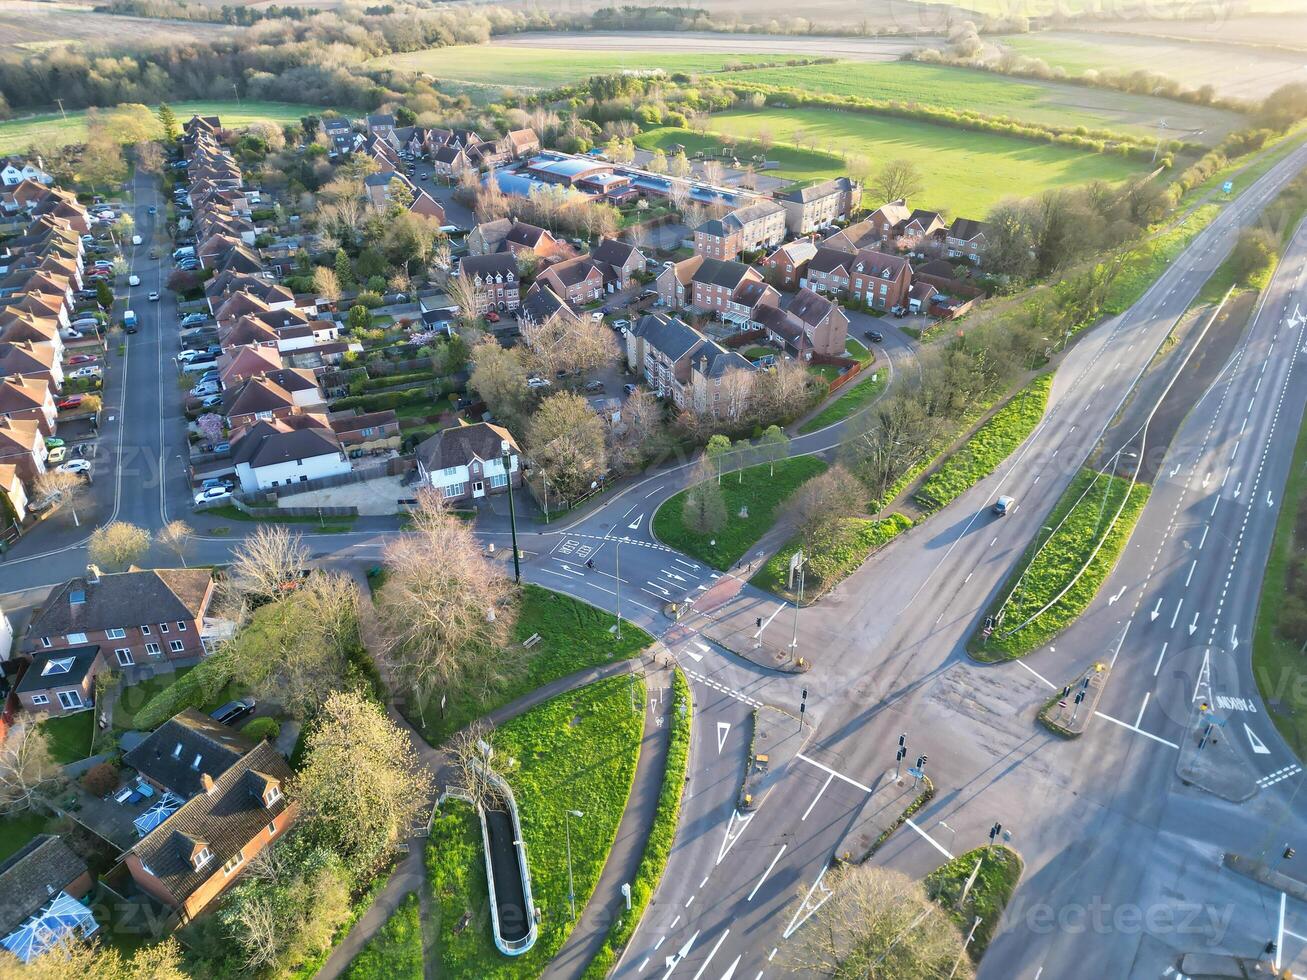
[907,767,924,780]
[1222,180,1233,194]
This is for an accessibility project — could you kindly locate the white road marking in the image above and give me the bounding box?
[1153,642,1168,677]
[1135,692,1150,728]
[716,721,731,753]
[801,774,834,821]
[1170,598,1184,629]
[644,484,666,498]
[746,844,788,901]
[1185,560,1197,587]
[1015,659,1056,690]
[904,817,955,860]
[795,753,873,793]
[1245,724,1271,755]
[782,865,834,940]
[689,930,730,980]
[1093,711,1181,749]
[1276,893,1285,971]
[661,930,697,978]
[716,810,754,865]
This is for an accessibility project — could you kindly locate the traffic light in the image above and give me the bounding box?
[756,617,762,629]
[989,822,1002,840]
[1285,845,1296,860]
[898,733,906,748]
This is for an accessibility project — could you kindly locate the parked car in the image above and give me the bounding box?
[190,384,220,399]
[194,485,232,506]
[176,349,210,364]
[179,313,210,327]
[890,305,906,318]
[211,698,257,727]
[485,311,500,323]
[56,459,91,476]
[43,437,64,449]
[148,291,160,302]
[526,377,551,390]
[46,446,67,464]
[198,394,224,409]
[131,235,142,246]
[56,395,84,411]
[201,477,234,491]
[68,366,102,380]
[623,383,639,396]
[66,354,98,365]
[584,380,604,393]
[60,328,83,340]
[867,330,884,343]
[75,289,99,301]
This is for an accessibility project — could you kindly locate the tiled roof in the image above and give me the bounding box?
[27,570,212,641]
[779,177,855,204]
[690,258,754,290]
[631,313,702,363]
[416,421,519,472]
[14,645,100,695]
[0,835,88,935]
[124,708,255,798]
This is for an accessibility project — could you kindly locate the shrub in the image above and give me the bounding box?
[81,761,119,797]
[241,717,281,742]
[134,652,235,730]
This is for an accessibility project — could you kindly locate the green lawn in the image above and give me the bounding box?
[651,107,1148,216]
[845,338,873,365]
[741,346,775,361]
[371,45,783,88]
[753,514,914,601]
[973,469,1151,660]
[583,669,692,979]
[413,584,653,744]
[914,375,1052,515]
[37,711,95,765]
[926,845,1023,960]
[343,893,423,980]
[806,363,843,383]
[113,666,195,731]
[426,675,644,979]
[727,61,1239,143]
[652,456,827,570]
[203,504,356,534]
[798,369,889,434]
[0,812,52,863]
[1102,205,1221,316]
[0,101,323,154]
[634,125,845,184]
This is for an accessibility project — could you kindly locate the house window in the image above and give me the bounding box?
[176,621,187,632]
[40,637,51,648]
[490,473,507,489]
[106,628,126,639]
[141,625,151,635]
[172,742,183,759]
[169,640,185,653]
[159,623,169,634]
[191,753,202,770]
[30,694,49,706]
[264,785,283,807]
[57,691,82,710]
[146,643,161,656]
[193,847,213,871]
[67,632,87,644]
[268,820,278,835]
[360,427,374,437]
[442,483,466,499]
[222,850,245,876]
[115,648,134,667]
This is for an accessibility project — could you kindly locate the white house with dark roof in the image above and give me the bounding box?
[230,417,349,493]
[414,421,521,503]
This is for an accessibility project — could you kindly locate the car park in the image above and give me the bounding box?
[56,459,91,476]
[210,698,256,726]
[46,446,67,464]
[194,485,232,506]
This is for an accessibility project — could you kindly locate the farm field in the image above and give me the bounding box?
[0,101,323,154]
[920,0,1296,13]
[641,107,1149,216]
[997,32,1303,102]
[726,61,1242,143]
[0,1,240,54]
[370,44,787,89]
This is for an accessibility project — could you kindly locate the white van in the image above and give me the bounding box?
[128,275,141,287]
[131,234,142,246]
[172,246,195,260]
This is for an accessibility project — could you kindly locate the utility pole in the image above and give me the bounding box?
[614,538,621,641]
[502,443,520,584]
[54,98,66,121]
[564,809,584,919]
[1070,689,1085,724]
[798,687,807,733]
[789,551,805,659]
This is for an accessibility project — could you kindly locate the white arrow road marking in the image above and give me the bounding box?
[661,570,687,583]
[662,931,700,978]
[1203,472,1211,489]
[1108,586,1126,605]
[1245,724,1271,755]
[674,558,700,571]
[1169,463,1180,478]
[717,721,731,753]
[717,810,754,865]
[685,650,704,663]
[716,955,742,980]
[1193,650,1211,703]
[695,641,710,652]
[1151,598,1163,621]
[1231,624,1239,650]
[1189,613,1200,636]
[1234,482,1242,499]
[783,864,834,939]
[1268,491,1275,508]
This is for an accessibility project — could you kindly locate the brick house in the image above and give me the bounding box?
[432,144,473,179]
[14,644,105,714]
[692,200,786,260]
[24,567,215,669]
[850,250,913,311]
[467,220,566,260]
[458,254,520,314]
[804,247,857,298]
[0,416,47,484]
[898,209,947,255]
[946,218,989,264]
[0,835,95,962]
[788,287,850,357]
[415,421,521,503]
[121,711,297,924]
[625,313,754,417]
[761,240,818,290]
[328,409,400,456]
[537,255,605,306]
[518,282,580,331]
[683,258,766,316]
[590,237,645,290]
[506,128,541,158]
[777,177,862,236]
[864,201,912,242]
[0,375,56,436]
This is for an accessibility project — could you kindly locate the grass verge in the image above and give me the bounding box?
[652,456,827,570]
[913,375,1052,514]
[798,369,889,434]
[1254,390,1307,760]
[583,668,692,978]
[926,845,1023,961]
[972,469,1151,660]
[414,584,653,744]
[426,675,644,978]
[754,514,914,602]
[203,504,356,533]
[343,892,423,980]
[1101,205,1221,316]
[37,711,95,764]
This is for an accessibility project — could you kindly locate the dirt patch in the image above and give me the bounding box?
[1096,291,1255,482]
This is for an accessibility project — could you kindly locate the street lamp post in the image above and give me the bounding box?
[502,442,520,584]
[564,809,584,918]
[615,538,622,641]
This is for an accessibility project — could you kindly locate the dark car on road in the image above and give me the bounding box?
[867,330,884,343]
[211,698,257,727]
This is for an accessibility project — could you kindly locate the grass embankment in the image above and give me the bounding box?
[913,375,1052,514]
[754,514,914,602]
[426,676,644,978]
[203,504,356,533]
[1197,170,1307,306]
[343,893,423,980]
[798,370,889,434]
[415,584,653,744]
[37,712,94,765]
[926,846,1024,961]
[583,668,693,979]
[972,469,1151,660]
[845,338,874,365]
[652,456,827,569]
[1101,205,1221,316]
[1254,393,1307,760]
[0,100,321,154]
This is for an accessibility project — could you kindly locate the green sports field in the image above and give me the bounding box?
[371,44,782,89]
[0,101,323,154]
[726,61,1242,144]
[638,107,1149,216]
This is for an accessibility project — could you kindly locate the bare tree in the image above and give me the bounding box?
[668,152,692,180]
[521,311,617,380]
[34,470,88,526]
[88,521,150,571]
[0,724,60,815]
[609,388,666,473]
[313,266,341,302]
[785,863,972,978]
[156,522,193,567]
[873,158,924,205]
[702,159,725,187]
[447,719,498,810]
[681,459,726,535]
[445,272,484,335]
[134,141,164,176]
[377,489,519,720]
[787,464,863,550]
[226,525,311,607]
[759,424,791,476]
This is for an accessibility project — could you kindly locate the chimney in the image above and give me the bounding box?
[201,773,216,795]
[85,564,100,585]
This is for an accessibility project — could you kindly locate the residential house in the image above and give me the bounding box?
[0,836,96,964]
[692,200,786,260]
[909,281,940,314]
[850,250,912,311]
[0,341,61,392]
[409,191,446,224]
[802,247,857,298]
[537,255,605,307]
[468,220,566,260]
[365,114,396,141]
[898,209,947,255]
[221,375,301,429]
[0,376,56,435]
[945,218,989,264]
[787,287,849,357]
[431,144,473,179]
[654,257,698,311]
[14,644,106,714]
[0,417,47,484]
[215,343,282,389]
[863,200,912,242]
[329,410,401,457]
[458,254,520,314]
[0,462,29,524]
[0,158,54,187]
[724,278,782,329]
[121,711,297,923]
[761,239,818,290]
[415,421,521,503]
[625,312,755,417]
[518,282,579,330]
[25,567,216,668]
[590,237,645,291]
[777,177,862,236]
[687,258,766,316]
[506,129,541,159]
[230,416,349,493]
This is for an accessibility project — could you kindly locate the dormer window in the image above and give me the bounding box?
[193,846,213,870]
[264,785,282,807]
[191,754,202,770]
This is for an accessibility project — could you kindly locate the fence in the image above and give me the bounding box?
[720,327,768,349]
[822,355,865,397]
[228,497,359,519]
